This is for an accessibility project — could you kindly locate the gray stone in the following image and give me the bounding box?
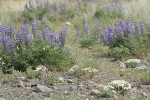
[64,91,69,95]
[36,84,53,92]
[58,76,64,82]
[15,77,26,81]
[0,98,5,100]
[17,80,24,88]
[44,97,51,100]
[0,82,1,87]
[69,85,77,91]
[67,79,73,83]
[78,84,84,91]
[27,79,39,87]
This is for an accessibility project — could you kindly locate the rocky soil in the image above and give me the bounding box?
[0,57,150,100]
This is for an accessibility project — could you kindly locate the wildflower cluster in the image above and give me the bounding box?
[0,22,74,71]
[101,18,150,59]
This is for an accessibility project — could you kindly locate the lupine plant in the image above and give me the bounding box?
[78,18,101,48]
[101,18,150,59]
[0,22,74,72]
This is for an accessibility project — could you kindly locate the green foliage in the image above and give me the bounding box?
[3,75,14,83]
[100,90,113,98]
[79,36,98,48]
[94,9,105,18]
[110,45,132,60]
[94,8,123,19]
[19,6,75,23]
[125,62,138,68]
[26,67,41,79]
[58,8,75,21]
[0,41,74,72]
[140,70,150,85]
[19,7,49,23]
[47,75,58,86]
[129,35,150,58]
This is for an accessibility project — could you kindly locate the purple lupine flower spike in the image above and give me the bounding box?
[114,23,123,36]
[140,21,145,33]
[32,21,37,32]
[4,36,14,53]
[127,33,131,41]
[8,24,15,38]
[58,26,68,47]
[126,18,132,34]
[42,27,49,40]
[120,20,126,31]
[83,17,87,26]
[85,25,90,36]
[0,24,3,33]
[135,22,141,36]
[108,26,114,33]
[26,34,33,47]
[49,33,57,44]
[98,22,103,30]
[76,29,81,37]
[108,32,114,43]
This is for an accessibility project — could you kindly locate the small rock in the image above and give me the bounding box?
[78,84,84,91]
[35,65,47,71]
[58,76,64,82]
[44,97,51,100]
[90,89,100,95]
[17,80,24,88]
[64,91,69,95]
[0,82,1,87]
[15,77,26,81]
[114,95,119,99]
[0,98,5,100]
[116,60,126,69]
[35,84,53,92]
[67,79,73,83]
[27,79,39,87]
[69,85,77,91]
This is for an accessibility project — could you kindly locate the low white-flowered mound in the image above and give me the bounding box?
[109,80,131,90]
[82,67,98,73]
[98,80,131,92]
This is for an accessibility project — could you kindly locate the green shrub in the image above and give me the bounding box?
[19,7,49,23]
[26,67,41,79]
[0,41,74,72]
[94,8,123,19]
[94,9,105,19]
[110,45,132,60]
[79,36,98,48]
[100,90,113,98]
[140,70,150,85]
[58,8,75,21]
[3,75,14,83]
[47,75,58,86]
